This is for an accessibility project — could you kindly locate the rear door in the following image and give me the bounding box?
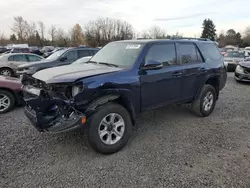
[176,42,206,100]
[140,42,184,109]
[8,54,28,66]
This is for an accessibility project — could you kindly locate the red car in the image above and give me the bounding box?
[0,76,23,113]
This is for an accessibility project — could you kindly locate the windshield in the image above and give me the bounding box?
[46,49,67,60]
[226,51,244,58]
[72,56,92,64]
[90,42,144,67]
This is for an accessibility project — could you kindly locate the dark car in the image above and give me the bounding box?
[29,46,44,56]
[17,47,99,76]
[0,46,8,54]
[234,58,250,82]
[0,76,23,113]
[21,38,227,154]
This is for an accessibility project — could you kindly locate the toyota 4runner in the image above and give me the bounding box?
[21,38,227,154]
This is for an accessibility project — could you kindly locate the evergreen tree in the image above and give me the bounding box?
[10,34,17,42]
[201,19,216,41]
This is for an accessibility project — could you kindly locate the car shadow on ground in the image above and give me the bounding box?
[45,104,196,156]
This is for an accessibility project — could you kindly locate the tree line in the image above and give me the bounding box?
[0,16,250,48]
[201,18,250,47]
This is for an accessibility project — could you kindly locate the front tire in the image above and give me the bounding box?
[191,84,216,117]
[0,90,15,113]
[87,103,132,154]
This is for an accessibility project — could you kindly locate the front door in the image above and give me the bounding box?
[140,43,183,109]
[59,50,78,66]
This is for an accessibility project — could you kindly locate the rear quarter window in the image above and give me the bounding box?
[198,43,222,61]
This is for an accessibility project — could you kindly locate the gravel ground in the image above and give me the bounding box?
[1,73,250,188]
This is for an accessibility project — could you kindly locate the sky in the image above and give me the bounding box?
[1,0,250,38]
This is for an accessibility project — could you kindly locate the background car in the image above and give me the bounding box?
[224,51,245,71]
[40,46,54,53]
[0,53,44,77]
[0,46,8,55]
[17,47,99,76]
[245,47,250,54]
[0,76,23,113]
[10,48,31,53]
[71,56,92,65]
[43,47,65,58]
[235,58,250,82]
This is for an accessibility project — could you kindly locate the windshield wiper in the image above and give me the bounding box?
[98,62,118,67]
[87,60,98,64]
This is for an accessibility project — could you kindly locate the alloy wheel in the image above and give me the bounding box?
[0,69,12,77]
[98,113,125,145]
[203,91,214,111]
[0,94,11,112]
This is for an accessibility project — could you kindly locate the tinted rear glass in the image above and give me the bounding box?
[198,43,221,61]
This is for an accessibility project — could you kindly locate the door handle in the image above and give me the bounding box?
[172,72,182,77]
[199,68,207,73]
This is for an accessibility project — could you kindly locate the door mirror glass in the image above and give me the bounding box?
[143,59,163,70]
[60,56,67,62]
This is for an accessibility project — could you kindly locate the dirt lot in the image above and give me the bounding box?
[1,73,250,188]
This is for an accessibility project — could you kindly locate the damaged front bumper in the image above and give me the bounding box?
[21,76,86,133]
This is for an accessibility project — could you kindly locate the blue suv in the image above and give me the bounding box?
[21,38,227,154]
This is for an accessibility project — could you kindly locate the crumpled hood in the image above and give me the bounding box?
[239,60,250,68]
[18,59,52,68]
[33,63,123,83]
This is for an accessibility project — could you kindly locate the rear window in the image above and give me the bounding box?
[198,43,222,61]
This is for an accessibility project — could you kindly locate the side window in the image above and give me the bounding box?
[91,50,99,55]
[63,50,78,60]
[8,56,14,61]
[177,43,202,64]
[198,43,221,61]
[78,50,91,58]
[145,43,177,66]
[8,55,26,62]
[27,55,42,62]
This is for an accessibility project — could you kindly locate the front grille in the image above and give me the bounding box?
[243,67,250,74]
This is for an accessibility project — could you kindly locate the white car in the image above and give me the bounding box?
[244,47,250,56]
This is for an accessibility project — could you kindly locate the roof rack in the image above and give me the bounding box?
[170,37,211,41]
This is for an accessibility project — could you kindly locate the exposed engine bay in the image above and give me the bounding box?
[21,74,85,133]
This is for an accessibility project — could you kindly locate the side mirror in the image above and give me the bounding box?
[142,59,163,70]
[60,56,67,62]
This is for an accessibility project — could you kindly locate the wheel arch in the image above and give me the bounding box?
[85,94,136,125]
[195,76,220,100]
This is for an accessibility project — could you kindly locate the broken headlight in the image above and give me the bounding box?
[72,85,84,97]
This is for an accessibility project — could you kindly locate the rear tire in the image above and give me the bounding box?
[191,84,216,117]
[87,102,132,154]
[0,90,15,113]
